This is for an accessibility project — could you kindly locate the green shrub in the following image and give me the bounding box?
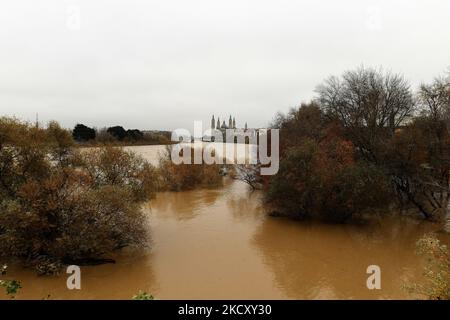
[132,291,154,300]
[0,265,21,299]
[405,234,450,300]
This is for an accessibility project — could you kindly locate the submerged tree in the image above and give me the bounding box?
[157,146,222,191]
[316,67,449,221]
[0,118,157,273]
[230,164,263,190]
[265,104,392,222]
[388,75,450,221]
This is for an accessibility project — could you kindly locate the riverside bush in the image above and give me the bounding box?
[158,146,222,191]
[406,234,450,299]
[0,118,157,273]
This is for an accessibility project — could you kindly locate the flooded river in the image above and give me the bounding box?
[2,145,448,299]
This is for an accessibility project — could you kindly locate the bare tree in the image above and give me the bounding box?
[316,66,415,162]
[419,76,450,122]
[231,164,263,190]
[390,74,450,221]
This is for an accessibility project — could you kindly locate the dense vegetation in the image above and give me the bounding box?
[265,67,449,223]
[266,103,391,222]
[0,118,158,273]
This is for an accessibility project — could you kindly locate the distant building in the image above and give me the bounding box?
[203,115,259,144]
[210,114,237,130]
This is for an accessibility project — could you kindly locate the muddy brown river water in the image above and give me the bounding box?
[2,145,448,299]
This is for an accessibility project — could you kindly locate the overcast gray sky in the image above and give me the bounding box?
[0,0,449,131]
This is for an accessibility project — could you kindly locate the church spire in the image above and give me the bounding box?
[228,115,232,128]
[232,117,236,129]
[211,115,215,129]
[217,117,220,129]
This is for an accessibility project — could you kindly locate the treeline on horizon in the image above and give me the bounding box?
[72,123,173,145]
